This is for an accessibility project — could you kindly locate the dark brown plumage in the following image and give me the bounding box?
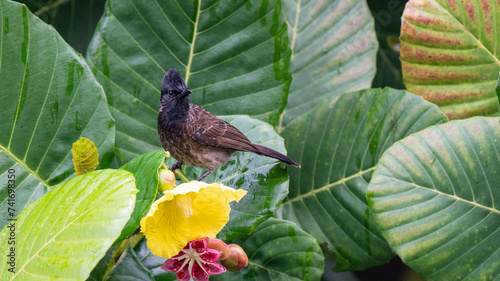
[158,69,300,180]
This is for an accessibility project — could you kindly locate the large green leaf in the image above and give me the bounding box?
[278,0,378,128]
[278,88,449,271]
[118,150,167,242]
[166,115,289,241]
[0,0,115,229]
[0,169,137,280]
[400,0,500,119]
[213,218,324,281]
[87,0,292,163]
[367,117,500,281]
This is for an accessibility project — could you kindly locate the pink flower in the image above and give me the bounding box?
[161,238,226,281]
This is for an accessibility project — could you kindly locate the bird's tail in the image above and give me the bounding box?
[251,144,301,168]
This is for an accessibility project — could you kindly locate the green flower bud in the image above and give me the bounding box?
[158,169,175,192]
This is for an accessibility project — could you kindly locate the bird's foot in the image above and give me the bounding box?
[170,162,183,171]
[197,168,214,181]
[197,170,211,181]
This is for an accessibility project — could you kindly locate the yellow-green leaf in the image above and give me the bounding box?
[72,137,99,175]
[0,169,137,280]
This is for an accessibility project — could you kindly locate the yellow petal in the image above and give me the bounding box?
[71,137,99,175]
[187,185,232,240]
[140,181,247,258]
[140,195,190,258]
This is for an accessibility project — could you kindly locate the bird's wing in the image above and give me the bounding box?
[188,104,257,152]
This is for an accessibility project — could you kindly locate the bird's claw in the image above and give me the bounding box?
[170,162,183,171]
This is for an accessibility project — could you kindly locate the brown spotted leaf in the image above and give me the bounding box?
[367,117,500,280]
[400,0,500,119]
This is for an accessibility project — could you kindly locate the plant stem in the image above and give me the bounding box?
[102,239,129,279]
[101,232,145,279]
[129,233,144,248]
[175,168,190,183]
[35,0,71,16]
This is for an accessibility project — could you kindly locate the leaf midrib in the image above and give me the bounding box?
[383,175,500,214]
[34,0,70,17]
[0,143,51,188]
[184,0,201,85]
[290,0,301,58]
[283,167,376,204]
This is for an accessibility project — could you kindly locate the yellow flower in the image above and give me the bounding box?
[140,181,247,259]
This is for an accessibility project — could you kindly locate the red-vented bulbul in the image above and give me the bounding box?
[157,69,300,180]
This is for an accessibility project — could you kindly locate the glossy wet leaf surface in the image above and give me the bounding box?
[278,88,449,271]
[0,0,115,229]
[400,0,500,119]
[0,169,137,280]
[166,115,290,241]
[87,0,292,164]
[368,117,500,281]
[213,218,324,281]
[118,150,168,243]
[278,0,378,128]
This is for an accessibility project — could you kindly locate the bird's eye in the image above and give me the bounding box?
[168,91,173,95]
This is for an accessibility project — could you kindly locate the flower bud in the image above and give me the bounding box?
[220,244,248,272]
[207,238,231,260]
[158,169,176,192]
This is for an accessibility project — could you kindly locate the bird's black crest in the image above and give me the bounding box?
[162,69,187,92]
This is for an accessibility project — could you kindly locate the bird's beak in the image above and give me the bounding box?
[180,89,192,97]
